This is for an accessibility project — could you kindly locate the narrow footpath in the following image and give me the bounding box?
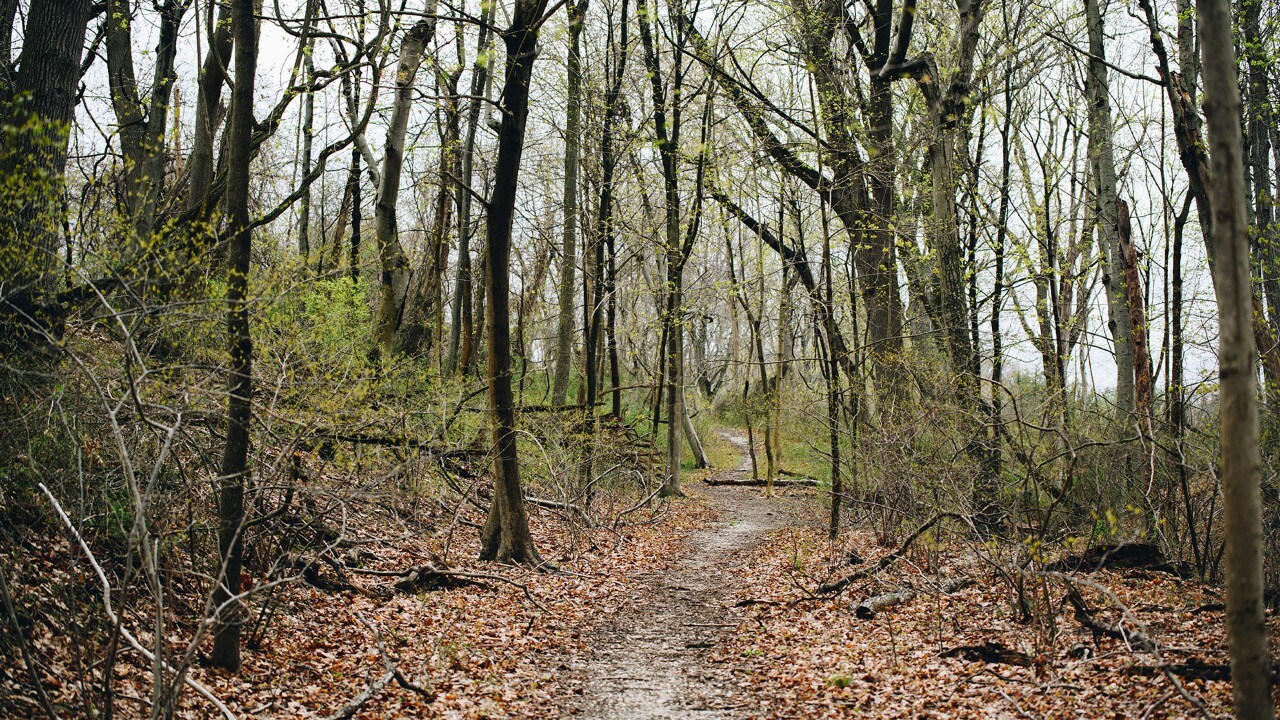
[563,431,791,719]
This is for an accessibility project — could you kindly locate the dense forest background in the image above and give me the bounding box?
[1,0,1279,715]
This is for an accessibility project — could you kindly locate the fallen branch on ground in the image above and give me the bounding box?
[357,561,550,612]
[704,476,818,487]
[1064,584,1155,652]
[817,513,964,595]
[854,577,972,619]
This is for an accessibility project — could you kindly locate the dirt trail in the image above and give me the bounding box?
[563,430,792,719]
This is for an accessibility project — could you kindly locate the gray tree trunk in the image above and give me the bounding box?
[297,0,317,261]
[105,0,187,248]
[1084,0,1135,419]
[372,11,437,360]
[1199,0,1275,715]
[447,2,494,375]
[552,0,588,405]
[187,3,234,212]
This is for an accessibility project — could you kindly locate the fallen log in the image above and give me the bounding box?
[1047,542,1190,577]
[855,590,915,619]
[704,477,818,487]
[854,577,972,619]
[942,640,1033,667]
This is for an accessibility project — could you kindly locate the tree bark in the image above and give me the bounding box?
[211,0,259,673]
[0,0,92,333]
[1085,0,1135,420]
[552,0,588,404]
[372,11,438,361]
[104,0,187,247]
[399,67,460,358]
[188,2,235,212]
[1198,0,1275,714]
[638,0,686,497]
[297,0,318,261]
[446,1,494,375]
[478,0,549,565]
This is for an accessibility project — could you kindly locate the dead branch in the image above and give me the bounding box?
[817,513,963,595]
[1063,584,1155,652]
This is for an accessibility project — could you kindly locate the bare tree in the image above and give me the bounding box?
[552,0,589,405]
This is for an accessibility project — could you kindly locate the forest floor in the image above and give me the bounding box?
[5,427,1276,718]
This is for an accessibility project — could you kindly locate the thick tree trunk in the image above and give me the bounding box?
[372,12,437,361]
[0,0,92,333]
[478,0,549,565]
[211,0,258,673]
[1198,0,1275,714]
[1085,0,1135,420]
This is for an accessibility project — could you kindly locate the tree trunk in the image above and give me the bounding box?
[638,0,686,497]
[552,0,588,404]
[599,0,629,419]
[478,0,549,565]
[446,1,494,375]
[399,68,460,358]
[1242,0,1279,450]
[1085,0,1135,420]
[211,0,258,673]
[1117,200,1154,428]
[105,0,186,248]
[372,12,438,361]
[0,0,92,335]
[188,2,234,213]
[297,0,317,261]
[1198,0,1275,714]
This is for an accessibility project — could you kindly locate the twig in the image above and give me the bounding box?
[38,484,238,720]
